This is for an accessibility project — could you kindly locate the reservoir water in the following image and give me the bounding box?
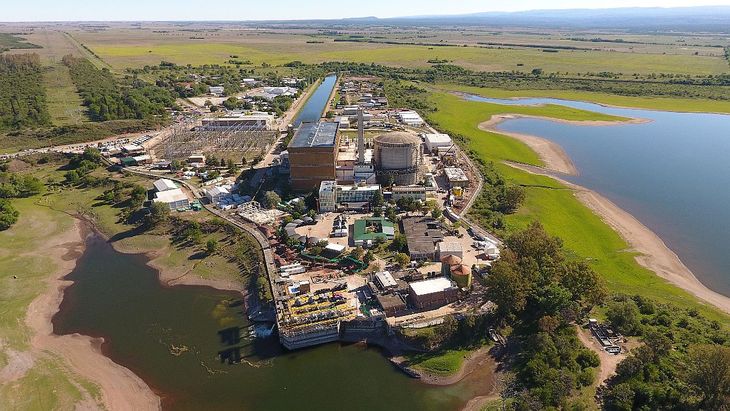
[53,234,493,411]
[465,94,730,297]
[293,74,337,126]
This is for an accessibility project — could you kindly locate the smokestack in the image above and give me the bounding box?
[357,108,365,164]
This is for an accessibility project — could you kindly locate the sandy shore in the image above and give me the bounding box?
[507,161,730,314]
[25,219,161,410]
[479,114,647,176]
[110,240,246,293]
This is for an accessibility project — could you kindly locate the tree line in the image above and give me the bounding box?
[0,54,51,131]
[63,55,175,122]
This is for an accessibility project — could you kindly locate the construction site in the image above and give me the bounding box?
[150,116,279,163]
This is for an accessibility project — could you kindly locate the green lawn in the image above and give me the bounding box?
[426,89,730,324]
[442,83,730,114]
[408,349,473,376]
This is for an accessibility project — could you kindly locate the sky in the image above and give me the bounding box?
[2,0,729,22]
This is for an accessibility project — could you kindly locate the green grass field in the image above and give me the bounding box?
[440,83,730,114]
[74,29,730,76]
[407,349,473,376]
[426,89,730,324]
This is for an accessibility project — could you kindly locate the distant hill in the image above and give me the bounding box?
[387,6,730,32]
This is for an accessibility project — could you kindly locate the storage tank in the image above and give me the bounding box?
[450,264,472,289]
[373,132,421,185]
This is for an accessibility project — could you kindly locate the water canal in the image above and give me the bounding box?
[53,234,494,411]
[293,74,337,126]
[465,94,730,297]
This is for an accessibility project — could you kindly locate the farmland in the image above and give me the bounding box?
[69,26,730,76]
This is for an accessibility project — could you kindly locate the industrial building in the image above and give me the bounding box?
[154,188,189,210]
[437,241,463,260]
[424,133,453,153]
[205,186,230,204]
[402,216,444,260]
[201,114,275,131]
[444,167,469,188]
[353,217,395,247]
[373,132,422,186]
[408,277,458,310]
[318,181,381,212]
[288,122,340,191]
[390,185,428,202]
[397,110,425,127]
[153,178,178,193]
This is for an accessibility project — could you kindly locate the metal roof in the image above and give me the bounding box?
[153,178,178,192]
[409,277,454,296]
[289,122,339,148]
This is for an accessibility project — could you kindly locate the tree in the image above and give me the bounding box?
[206,239,219,255]
[220,157,226,167]
[394,252,410,268]
[0,199,19,231]
[431,208,442,219]
[685,345,730,410]
[500,185,525,213]
[145,202,170,228]
[391,234,407,252]
[263,191,281,209]
[606,299,642,335]
[226,159,237,173]
[371,190,384,207]
[129,185,147,207]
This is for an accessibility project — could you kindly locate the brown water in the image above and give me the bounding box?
[53,234,495,410]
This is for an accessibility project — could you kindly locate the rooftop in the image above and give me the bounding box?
[153,178,178,192]
[353,217,395,242]
[154,188,188,204]
[290,122,339,149]
[424,133,452,144]
[375,271,397,288]
[444,167,468,182]
[409,277,455,296]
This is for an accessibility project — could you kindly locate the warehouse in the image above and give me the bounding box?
[424,133,453,153]
[288,122,340,191]
[153,178,178,193]
[408,277,458,310]
[154,188,190,210]
[397,110,424,127]
[402,216,444,261]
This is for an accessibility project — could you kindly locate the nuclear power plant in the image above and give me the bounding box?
[373,132,422,185]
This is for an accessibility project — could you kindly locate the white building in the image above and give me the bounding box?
[424,133,453,153]
[318,181,337,212]
[154,188,189,210]
[397,111,424,127]
[318,181,381,212]
[205,186,231,204]
[153,178,178,193]
[437,241,464,260]
[209,86,225,96]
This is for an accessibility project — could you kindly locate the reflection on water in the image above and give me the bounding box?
[53,234,493,411]
[466,93,730,296]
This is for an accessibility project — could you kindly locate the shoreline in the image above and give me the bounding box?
[506,160,730,314]
[25,218,162,411]
[478,113,648,176]
[453,90,730,116]
[391,345,497,386]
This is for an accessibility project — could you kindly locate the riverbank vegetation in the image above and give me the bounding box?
[0,54,52,131]
[600,294,730,410]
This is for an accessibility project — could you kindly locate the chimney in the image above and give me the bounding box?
[357,108,365,164]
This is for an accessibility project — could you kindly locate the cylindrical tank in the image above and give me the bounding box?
[373,132,420,170]
[450,264,472,289]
